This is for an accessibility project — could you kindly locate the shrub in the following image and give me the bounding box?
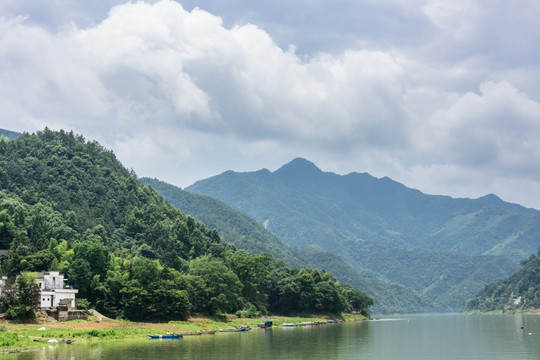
[87,329,118,338]
[235,304,261,318]
[76,298,90,310]
[5,305,28,319]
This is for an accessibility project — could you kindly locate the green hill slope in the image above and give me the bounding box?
[139,177,302,267]
[0,130,371,320]
[186,158,535,311]
[463,247,540,312]
[141,177,435,313]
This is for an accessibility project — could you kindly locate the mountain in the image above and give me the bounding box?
[141,177,435,313]
[186,157,539,311]
[463,248,540,312]
[0,129,21,140]
[0,130,372,320]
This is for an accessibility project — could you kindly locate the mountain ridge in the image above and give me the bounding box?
[141,176,435,313]
[186,158,538,311]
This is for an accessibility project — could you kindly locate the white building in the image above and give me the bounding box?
[37,271,78,309]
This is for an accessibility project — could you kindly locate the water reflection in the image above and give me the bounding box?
[5,315,540,360]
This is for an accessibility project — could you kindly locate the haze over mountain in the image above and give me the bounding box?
[186,158,540,310]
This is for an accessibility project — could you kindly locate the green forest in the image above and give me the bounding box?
[463,247,540,313]
[186,158,539,311]
[0,129,372,321]
[141,177,434,314]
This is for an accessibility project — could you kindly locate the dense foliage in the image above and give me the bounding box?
[0,272,41,319]
[463,248,540,312]
[141,177,432,313]
[0,129,372,320]
[186,158,537,311]
[139,178,302,267]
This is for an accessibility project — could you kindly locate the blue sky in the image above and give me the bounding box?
[2,0,540,209]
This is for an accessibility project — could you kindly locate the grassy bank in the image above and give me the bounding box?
[1,312,368,352]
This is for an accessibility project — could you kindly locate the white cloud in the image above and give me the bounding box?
[426,81,540,175]
[1,0,540,209]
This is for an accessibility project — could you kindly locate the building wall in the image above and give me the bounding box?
[39,289,78,309]
[46,310,88,321]
[53,290,77,308]
[38,271,64,290]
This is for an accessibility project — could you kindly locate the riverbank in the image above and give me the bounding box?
[0,311,368,352]
[462,308,540,315]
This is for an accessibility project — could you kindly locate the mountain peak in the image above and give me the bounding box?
[274,158,321,176]
[477,194,503,203]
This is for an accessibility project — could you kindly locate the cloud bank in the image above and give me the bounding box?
[1,0,540,209]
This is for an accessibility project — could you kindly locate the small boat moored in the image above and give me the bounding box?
[219,328,240,332]
[282,323,298,327]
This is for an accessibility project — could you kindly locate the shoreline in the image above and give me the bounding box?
[1,311,369,352]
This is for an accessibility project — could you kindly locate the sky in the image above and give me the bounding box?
[1,0,540,209]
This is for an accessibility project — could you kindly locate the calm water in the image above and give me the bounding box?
[4,314,540,359]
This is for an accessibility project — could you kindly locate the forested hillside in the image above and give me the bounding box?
[0,129,372,320]
[186,158,538,311]
[0,129,20,140]
[142,177,434,313]
[139,178,302,267]
[463,247,540,312]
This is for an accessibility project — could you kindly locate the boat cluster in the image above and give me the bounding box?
[281,320,341,327]
[218,325,252,332]
[148,319,343,339]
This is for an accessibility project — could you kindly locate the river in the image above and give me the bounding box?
[5,314,540,359]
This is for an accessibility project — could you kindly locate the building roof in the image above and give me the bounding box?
[58,298,73,305]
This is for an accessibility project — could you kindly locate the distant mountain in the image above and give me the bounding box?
[142,177,435,313]
[0,129,21,140]
[463,248,540,312]
[186,158,539,311]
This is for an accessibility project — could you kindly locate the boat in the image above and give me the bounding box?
[219,326,251,332]
[201,330,216,335]
[183,331,202,336]
[281,323,298,327]
[147,334,183,339]
[219,328,240,332]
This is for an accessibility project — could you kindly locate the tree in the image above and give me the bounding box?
[72,237,110,280]
[188,256,243,314]
[225,250,273,309]
[2,272,41,319]
[68,258,92,299]
[340,284,373,314]
[16,272,40,310]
